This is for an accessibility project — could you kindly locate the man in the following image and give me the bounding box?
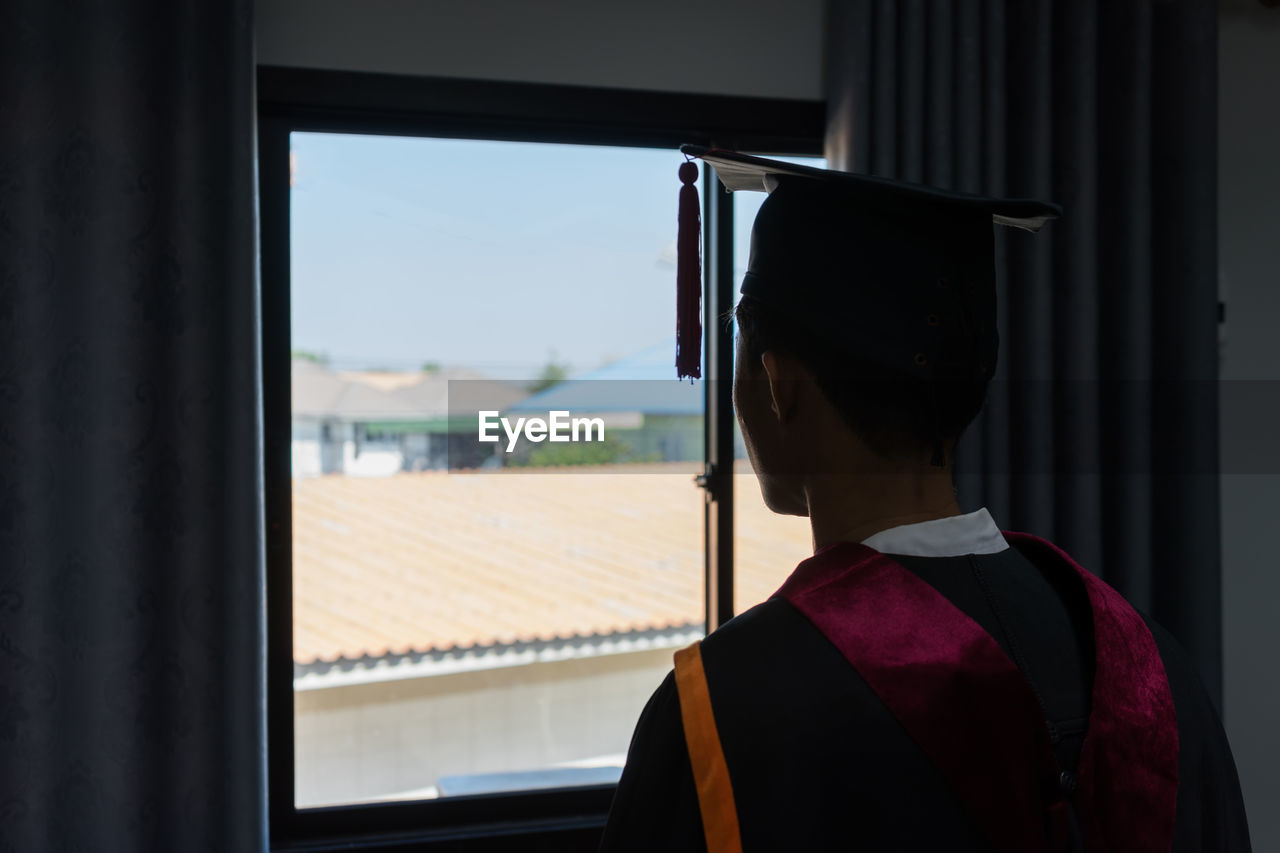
[598,148,1250,852]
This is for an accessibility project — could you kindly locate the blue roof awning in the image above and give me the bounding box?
[509,341,704,416]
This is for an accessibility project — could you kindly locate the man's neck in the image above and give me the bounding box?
[806,472,963,551]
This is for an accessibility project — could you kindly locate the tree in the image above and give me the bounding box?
[529,350,570,393]
[509,438,659,468]
[291,349,329,366]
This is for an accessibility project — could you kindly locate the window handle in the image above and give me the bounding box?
[694,464,720,498]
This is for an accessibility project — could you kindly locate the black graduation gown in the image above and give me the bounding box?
[598,539,1251,852]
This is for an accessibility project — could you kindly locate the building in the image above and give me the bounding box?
[506,342,703,465]
[291,464,811,806]
[291,358,529,476]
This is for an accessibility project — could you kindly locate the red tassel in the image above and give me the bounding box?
[676,160,702,381]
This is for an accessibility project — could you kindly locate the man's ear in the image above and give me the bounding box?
[760,350,797,423]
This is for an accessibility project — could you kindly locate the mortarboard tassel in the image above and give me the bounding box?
[676,160,702,381]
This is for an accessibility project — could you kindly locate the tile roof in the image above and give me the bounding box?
[292,359,527,422]
[292,463,813,665]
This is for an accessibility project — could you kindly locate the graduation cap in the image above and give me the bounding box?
[674,145,1061,385]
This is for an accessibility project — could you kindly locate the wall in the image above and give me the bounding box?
[1219,4,1280,850]
[256,0,825,100]
[294,647,674,806]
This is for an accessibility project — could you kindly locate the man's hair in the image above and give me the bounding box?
[733,296,989,464]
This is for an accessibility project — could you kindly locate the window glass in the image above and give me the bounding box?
[290,133,704,807]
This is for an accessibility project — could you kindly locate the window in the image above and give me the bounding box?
[289,132,706,808]
[260,66,823,849]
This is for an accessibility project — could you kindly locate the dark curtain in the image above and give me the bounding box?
[825,0,1221,707]
[0,2,266,851]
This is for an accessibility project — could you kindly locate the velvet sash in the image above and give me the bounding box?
[773,533,1178,853]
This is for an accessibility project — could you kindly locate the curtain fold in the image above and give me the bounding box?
[825,0,1222,707]
[0,2,266,850]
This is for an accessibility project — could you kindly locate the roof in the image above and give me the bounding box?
[292,359,528,422]
[292,462,813,668]
[292,359,417,420]
[508,341,702,415]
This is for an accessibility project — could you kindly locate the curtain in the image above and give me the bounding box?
[0,2,266,850]
[825,0,1221,707]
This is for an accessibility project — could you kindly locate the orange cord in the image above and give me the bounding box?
[673,642,743,853]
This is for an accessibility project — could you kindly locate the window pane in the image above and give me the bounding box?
[732,156,826,614]
[290,133,704,807]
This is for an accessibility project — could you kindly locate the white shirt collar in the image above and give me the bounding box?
[859,507,1009,558]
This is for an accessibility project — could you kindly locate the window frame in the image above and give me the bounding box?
[258,65,822,851]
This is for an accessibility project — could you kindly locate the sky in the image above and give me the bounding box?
[290,132,821,380]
